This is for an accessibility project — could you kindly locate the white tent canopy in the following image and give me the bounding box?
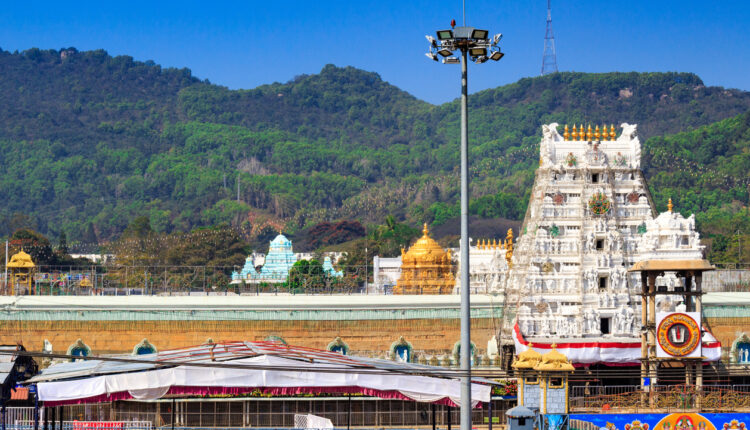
[33,341,491,407]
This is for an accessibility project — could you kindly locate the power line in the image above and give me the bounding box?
[1,349,748,382]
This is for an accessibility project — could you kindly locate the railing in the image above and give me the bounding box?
[72,398,511,429]
[3,407,42,429]
[13,421,151,430]
[570,384,750,413]
[1,264,376,296]
[3,264,750,296]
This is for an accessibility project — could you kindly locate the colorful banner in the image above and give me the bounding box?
[72,422,124,430]
[570,413,749,430]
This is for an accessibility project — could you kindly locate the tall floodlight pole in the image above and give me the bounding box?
[426,23,504,430]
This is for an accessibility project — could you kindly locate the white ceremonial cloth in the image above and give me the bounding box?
[513,323,722,364]
[37,355,490,407]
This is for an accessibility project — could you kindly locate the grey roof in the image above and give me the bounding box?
[28,341,499,386]
[0,346,20,385]
[29,354,157,383]
[506,405,536,417]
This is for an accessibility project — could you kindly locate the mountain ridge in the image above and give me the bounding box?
[0,47,748,262]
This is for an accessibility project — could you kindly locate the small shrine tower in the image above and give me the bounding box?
[629,199,715,406]
[7,250,36,295]
[512,343,574,414]
[395,224,455,294]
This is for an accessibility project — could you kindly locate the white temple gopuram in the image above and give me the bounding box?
[458,123,721,364]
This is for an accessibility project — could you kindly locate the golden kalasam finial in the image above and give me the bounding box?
[571,125,578,140]
[422,223,429,236]
[601,124,608,140]
[493,238,498,249]
[668,198,673,212]
[579,124,585,141]
[594,125,600,140]
[610,124,616,140]
[586,124,593,141]
[505,228,514,267]
[563,124,570,140]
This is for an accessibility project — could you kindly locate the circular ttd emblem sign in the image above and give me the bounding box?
[657,313,701,357]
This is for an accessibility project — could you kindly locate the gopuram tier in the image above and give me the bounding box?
[458,123,722,365]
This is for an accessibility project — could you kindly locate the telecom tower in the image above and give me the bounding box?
[541,0,558,75]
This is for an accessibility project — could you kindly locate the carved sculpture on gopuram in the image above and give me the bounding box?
[456,123,713,365]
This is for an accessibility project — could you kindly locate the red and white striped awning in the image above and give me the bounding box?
[512,322,721,365]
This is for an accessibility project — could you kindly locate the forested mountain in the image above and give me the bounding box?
[0,47,748,261]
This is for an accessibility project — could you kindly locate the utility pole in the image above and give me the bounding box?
[4,240,7,295]
[425,23,504,430]
[738,229,742,263]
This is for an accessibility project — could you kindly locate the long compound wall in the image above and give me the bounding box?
[0,317,500,357]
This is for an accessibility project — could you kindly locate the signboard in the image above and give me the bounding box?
[656,312,702,358]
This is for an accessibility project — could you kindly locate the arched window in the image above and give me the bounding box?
[264,335,287,345]
[390,336,413,363]
[132,338,157,355]
[66,339,91,362]
[452,341,477,366]
[327,337,350,355]
[732,333,750,364]
[739,344,750,364]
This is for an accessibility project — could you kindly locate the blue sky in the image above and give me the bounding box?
[1,0,748,104]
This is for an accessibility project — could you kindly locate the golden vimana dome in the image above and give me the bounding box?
[535,344,575,372]
[512,343,542,369]
[394,223,455,295]
[8,250,35,268]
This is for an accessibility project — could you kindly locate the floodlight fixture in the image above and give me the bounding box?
[424,19,504,430]
[437,48,453,57]
[469,47,487,57]
[489,51,504,61]
[471,29,489,40]
[437,30,453,40]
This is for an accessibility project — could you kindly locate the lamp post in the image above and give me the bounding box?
[426,22,504,430]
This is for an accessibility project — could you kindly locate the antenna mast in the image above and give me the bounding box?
[541,0,558,75]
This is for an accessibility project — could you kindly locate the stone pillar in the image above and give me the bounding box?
[648,273,658,406]
[640,272,648,405]
[373,256,380,288]
[685,272,693,311]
